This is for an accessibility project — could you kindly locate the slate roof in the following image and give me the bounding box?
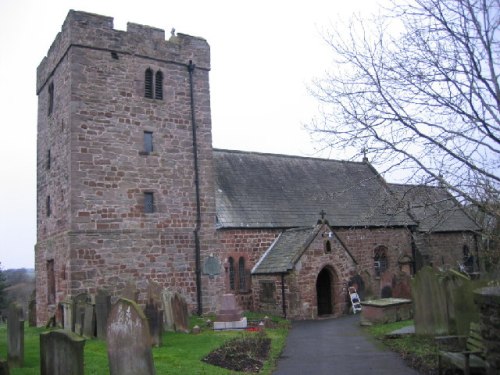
[214,149,415,229]
[252,226,319,274]
[388,184,480,232]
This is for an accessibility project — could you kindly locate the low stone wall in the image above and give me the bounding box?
[360,298,412,326]
[474,287,500,375]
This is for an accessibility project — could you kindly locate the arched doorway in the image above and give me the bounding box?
[316,267,334,316]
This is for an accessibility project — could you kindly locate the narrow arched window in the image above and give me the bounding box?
[228,257,235,290]
[155,71,163,99]
[145,68,153,98]
[48,82,54,116]
[238,257,246,291]
[374,246,388,277]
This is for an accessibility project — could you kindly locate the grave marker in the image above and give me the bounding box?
[73,293,89,335]
[82,303,95,338]
[107,298,156,375]
[7,303,24,368]
[95,290,111,340]
[144,301,163,347]
[40,329,85,375]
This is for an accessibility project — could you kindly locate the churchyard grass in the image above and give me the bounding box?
[364,320,438,373]
[0,313,289,375]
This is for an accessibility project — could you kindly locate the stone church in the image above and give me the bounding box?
[35,10,480,325]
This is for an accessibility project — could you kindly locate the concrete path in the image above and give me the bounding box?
[272,315,420,375]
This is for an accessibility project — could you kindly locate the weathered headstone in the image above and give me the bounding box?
[95,290,111,340]
[82,303,95,338]
[121,281,139,302]
[214,294,247,330]
[7,303,24,368]
[171,293,189,332]
[107,298,156,375]
[161,291,175,331]
[61,300,73,331]
[40,329,85,375]
[73,293,89,335]
[28,298,37,327]
[144,301,163,347]
[0,358,10,375]
[161,291,189,332]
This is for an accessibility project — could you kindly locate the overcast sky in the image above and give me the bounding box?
[0,0,385,269]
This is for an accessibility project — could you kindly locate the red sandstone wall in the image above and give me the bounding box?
[35,11,222,325]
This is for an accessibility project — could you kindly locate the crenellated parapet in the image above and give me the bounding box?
[37,10,210,93]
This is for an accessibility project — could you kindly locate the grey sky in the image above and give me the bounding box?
[0,0,383,269]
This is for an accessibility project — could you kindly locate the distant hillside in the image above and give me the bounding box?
[1,268,35,316]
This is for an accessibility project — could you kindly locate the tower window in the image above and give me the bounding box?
[47,149,51,169]
[145,69,153,99]
[46,195,51,217]
[47,259,56,305]
[144,192,154,213]
[144,131,153,154]
[155,71,163,99]
[48,82,54,116]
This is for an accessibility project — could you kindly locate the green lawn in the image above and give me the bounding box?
[363,320,438,373]
[0,314,289,375]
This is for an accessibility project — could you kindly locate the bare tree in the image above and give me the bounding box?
[309,0,499,219]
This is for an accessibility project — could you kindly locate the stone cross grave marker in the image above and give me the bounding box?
[40,329,85,375]
[7,303,24,368]
[95,290,111,340]
[107,298,156,375]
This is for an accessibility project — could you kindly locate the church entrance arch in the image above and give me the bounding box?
[316,266,336,316]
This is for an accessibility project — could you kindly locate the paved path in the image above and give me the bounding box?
[272,315,420,375]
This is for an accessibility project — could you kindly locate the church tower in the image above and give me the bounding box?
[35,10,221,325]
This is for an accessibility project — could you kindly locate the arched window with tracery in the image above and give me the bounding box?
[374,246,388,277]
[238,257,246,291]
[228,257,235,290]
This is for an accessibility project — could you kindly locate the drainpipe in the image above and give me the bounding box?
[188,60,203,315]
[281,273,287,319]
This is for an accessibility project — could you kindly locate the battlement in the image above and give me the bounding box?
[37,10,210,93]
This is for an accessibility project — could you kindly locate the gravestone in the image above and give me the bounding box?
[171,293,189,332]
[73,293,89,335]
[82,303,95,338]
[0,358,10,375]
[28,298,37,327]
[144,301,163,347]
[214,294,247,330]
[161,291,174,331]
[40,329,85,375]
[161,291,189,332]
[61,300,73,331]
[121,281,139,302]
[107,298,156,375]
[95,290,111,340]
[7,303,24,368]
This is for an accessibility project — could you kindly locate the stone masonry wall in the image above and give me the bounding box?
[216,229,281,310]
[335,227,413,297]
[416,231,477,270]
[36,11,222,325]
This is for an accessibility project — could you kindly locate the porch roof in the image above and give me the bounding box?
[252,226,319,274]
